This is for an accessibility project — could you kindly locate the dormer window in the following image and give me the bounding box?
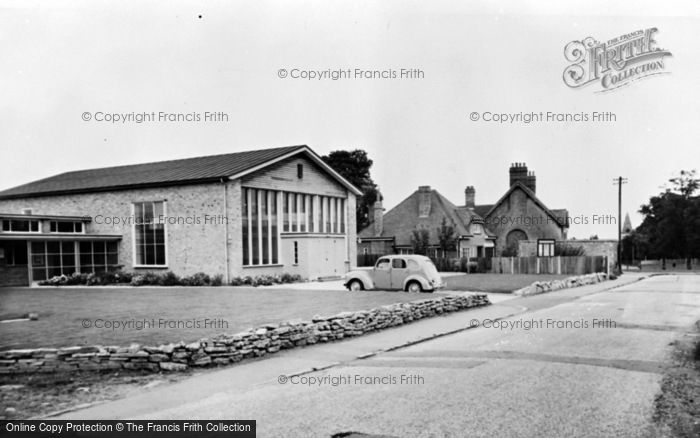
[471,223,482,235]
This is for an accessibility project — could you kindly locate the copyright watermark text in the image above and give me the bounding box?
[470,318,617,330]
[469,111,616,123]
[81,111,229,123]
[277,67,424,80]
[278,373,424,386]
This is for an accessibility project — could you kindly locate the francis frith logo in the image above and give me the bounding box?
[563,28,672,92]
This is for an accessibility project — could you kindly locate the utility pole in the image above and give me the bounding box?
[613,176,628,272]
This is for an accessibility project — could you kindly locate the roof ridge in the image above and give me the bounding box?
[57,145,305,175]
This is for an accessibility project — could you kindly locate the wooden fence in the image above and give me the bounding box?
[489,256,608,275]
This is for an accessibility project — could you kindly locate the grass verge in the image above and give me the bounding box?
[653,320,700,437]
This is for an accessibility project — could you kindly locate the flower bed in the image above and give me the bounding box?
[37,271,303,287]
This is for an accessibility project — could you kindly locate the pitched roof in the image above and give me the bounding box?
[473,204,494,219]
[0,145,362,199]
[483,182,569,228]
[359,188,494,246]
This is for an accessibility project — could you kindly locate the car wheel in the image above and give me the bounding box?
[406,281,422,293]
[348,280,364,292]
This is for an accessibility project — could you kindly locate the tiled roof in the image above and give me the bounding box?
[0,145,360,199]
[482,182,569,228]
[473,204,493,218]
[359,188,491,246]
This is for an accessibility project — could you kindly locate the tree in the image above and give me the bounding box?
[322,149,379,231]
[437,217,456,255]
[635,170,700,265]
[411,228,430,255]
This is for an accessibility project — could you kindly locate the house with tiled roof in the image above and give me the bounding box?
[358,163,568,260]
[358,186,497,260]
[0,145,361,286]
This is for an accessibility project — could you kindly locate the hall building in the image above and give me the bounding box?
[0,145,361,286]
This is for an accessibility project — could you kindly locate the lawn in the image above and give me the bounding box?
[0,287,443,350]
[443,273,570,293]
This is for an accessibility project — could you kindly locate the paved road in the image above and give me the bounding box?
[56,274,700,437]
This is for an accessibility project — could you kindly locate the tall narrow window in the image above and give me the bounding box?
[291,194,297,232]
[294,241,299,264]
[270,192,278,264]
[133,201,167,266]
[330,198,336,233]
[242,188,280,266]
[261,191,269,264]
[242,189,249,265]
[309,196,316,232]
[323,197,330,232]
[297,163,303,179]
[282,192,289,232]
[339,199,345,233]
[251,190,259,265]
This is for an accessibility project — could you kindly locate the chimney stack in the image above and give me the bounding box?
[526,171,536,193]
[464,186,475,208]
[418,186,431,218]
[373,197,384,237]
[509,162,536,193]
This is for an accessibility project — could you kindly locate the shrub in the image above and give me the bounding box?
[210,274,223,286]
[229,276,245,286]
[160,271,181,286]
[280,273,302,283]
[229,273,303,287]
[180,272,211,286]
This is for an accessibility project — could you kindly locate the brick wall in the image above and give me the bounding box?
[0,183,230,278]
[485,187,566,255]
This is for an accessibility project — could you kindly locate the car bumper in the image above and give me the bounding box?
[430,281,446,290]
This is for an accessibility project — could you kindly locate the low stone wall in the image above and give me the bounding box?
[513,273,609,296]
[0,294,489,374]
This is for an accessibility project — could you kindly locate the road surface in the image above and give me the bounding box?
[56,274,700,437]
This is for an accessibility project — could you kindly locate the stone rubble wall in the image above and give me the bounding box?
[513,272,609,296]
[0,294,489,374]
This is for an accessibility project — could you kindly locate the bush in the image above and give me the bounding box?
[160,271,181,286]
[39,269,224,287]
[38,270,133,286]
[211,274,223,286]
[180,272,211,286]
[229,273,303,287]
[229,276,245,286]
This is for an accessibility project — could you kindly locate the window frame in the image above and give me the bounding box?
[537,239,556,257]
[1,219,41,233]
[131,200,169,268]
[49,220,85,234]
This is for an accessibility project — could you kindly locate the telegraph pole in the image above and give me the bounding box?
[613,176,628,272]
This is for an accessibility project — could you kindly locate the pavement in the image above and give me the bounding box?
[51,272,700,437]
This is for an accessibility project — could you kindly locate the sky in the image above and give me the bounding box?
[1,0,699,239]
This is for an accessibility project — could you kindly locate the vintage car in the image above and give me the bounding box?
[344,255,444,292]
